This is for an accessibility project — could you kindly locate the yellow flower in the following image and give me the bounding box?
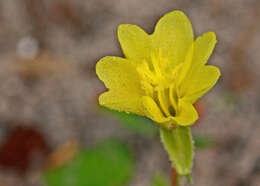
[96,10,220,128]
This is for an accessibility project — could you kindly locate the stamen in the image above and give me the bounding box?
[137,49,179,119]
[151,52,161,75]
[169,84,178,112]
[157,88,171,117]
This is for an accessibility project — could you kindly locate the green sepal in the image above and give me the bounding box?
[160,126,194,184]
[186,174,192,184]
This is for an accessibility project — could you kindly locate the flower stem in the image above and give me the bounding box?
[171,167,178,186]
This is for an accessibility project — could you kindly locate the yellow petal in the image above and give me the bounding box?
[193,32,217,67]
[177,32,219,101]
[142,96,199,127]
[175,99,198,126]
[176,43,194,89]
[142,96,198,127]
[181,65,221,103]
[141,96,171,126]
[96,56,144,115]
[152,10,194,68]
[118,24,152,63]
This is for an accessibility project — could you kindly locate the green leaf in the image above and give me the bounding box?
[194,135,215,149]
[151,173,169,186]
[100,107,157,137]
[160,126,193,183]
[44,139,134,186]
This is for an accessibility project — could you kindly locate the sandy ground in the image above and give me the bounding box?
[0,0,260,186]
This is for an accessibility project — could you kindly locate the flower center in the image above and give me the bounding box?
[138,49,180,117]
[155,86,177,117]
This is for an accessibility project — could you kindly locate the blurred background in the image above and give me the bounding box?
[0,0,260,186]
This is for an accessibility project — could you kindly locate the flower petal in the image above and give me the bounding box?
[181,65,221,103]
[177,32,219,102]
[152,11,194,68]
[142,96,198,127]
[176,43,194,89]
[141,96,171,126]
[193,32,217,67]
[96,56,144,115]
[175,99,198,126]
[118,24,152,63]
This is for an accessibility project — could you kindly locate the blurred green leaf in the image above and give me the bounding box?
[151,173,169,186]
[44,139,134,186]
[100,107,157,137]
[194,135,215,149]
